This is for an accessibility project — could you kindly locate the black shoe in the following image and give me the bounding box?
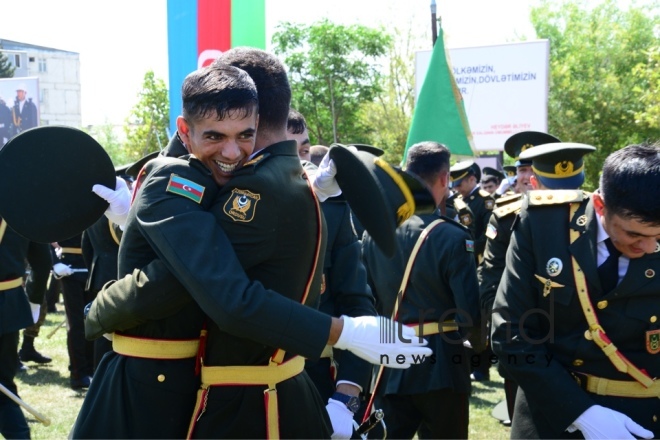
[16,359,27,373]
[70,375,92,390]
[19,347,52,364]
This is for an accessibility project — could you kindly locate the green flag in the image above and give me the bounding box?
[404,27,475,162]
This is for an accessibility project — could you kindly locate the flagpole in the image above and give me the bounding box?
[430,0,438,46]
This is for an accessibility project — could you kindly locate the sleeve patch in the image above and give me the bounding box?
[166,174,205,203]
[223,188,261,222]
[465,240,475,253]
[486,223,498,240]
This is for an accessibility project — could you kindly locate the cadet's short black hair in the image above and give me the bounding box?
[601,143,660,225]
[405,141,451,186]
[287,109,307,135]
[213,47,291,133]
[181,64,258,123]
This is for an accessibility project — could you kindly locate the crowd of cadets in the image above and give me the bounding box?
[1,53,658,439]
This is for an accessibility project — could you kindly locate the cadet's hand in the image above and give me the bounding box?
[326,399,355,439]
[92,177,131,228]
[29,302,41,323]
[333,315,432,369]
[571,405,653,439]
[495,177,513,195]
[312,152,342,202]
[52,262,74,278]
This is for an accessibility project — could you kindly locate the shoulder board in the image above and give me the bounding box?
[438,215,469,232]
[453,197,468,211]
[527,190,585,206]
[494,192,523,207]
[479,189,493,198]
[493,198,523,218]
[243,152,271,168]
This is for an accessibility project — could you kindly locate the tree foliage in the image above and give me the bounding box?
[632,46,660,132]
[0,44,16,78]
[530,0,660,190]
[272,19,391,146]
[85,122,126,166]
[123,70,169,162]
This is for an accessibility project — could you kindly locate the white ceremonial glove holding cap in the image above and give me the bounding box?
[333,315,432,369]
[92,177,131,228]
[326,399,355,439]
[311,151,342,202]
[29,302,41,323]
[52,262,74,278]
[570,405,653,439]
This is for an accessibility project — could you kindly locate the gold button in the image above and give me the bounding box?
[547,194,554,200]
[573,359,584,367]
[653,415,657,422]
[597,300,608,309]
[651,316,658,323]
[584,330,593,340]
[157,374,165,382]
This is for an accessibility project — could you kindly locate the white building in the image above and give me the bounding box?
[0,38,81,127]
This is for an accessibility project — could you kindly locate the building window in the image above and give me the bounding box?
[13,54,21,68]
[38,58,47,73]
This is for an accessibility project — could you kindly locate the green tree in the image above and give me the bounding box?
[633,46,660,133]
[530,0,660,190]
[272,19,391,145]
[0,44,16,78]
[123,70,169,162]
[360,26,417,164]
[85,122,126,166]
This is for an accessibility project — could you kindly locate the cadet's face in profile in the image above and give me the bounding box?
[177,110,258,186]
[594,193,660,258]
[287,128,311,161]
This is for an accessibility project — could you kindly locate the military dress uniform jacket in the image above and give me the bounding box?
[462,186,495,260]
[307,195,377,399]
[491,192,660,438]
[478,193,524,315]
[11,99,37,134]
[78,143,333,439]
[81,217,122,292]
[362,212,481,395]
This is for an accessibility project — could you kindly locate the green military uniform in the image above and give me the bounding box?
[76,140,334,439]
[362,211,481,439]
[491,191,660,438]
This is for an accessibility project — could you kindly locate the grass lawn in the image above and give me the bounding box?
[15,303,510,439]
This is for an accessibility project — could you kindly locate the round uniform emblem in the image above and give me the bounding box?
[576,215,588,226]
[546,258,563,277]
[645,269,655,279]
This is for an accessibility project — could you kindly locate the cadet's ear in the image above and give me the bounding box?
[176,117,192,153]
[530,175,540,190]
[592,191,606,216]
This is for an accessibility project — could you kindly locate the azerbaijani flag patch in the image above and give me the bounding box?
[166,174,205,204]
[465,240,475,253]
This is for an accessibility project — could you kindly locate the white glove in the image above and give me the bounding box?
[54,246,63,259]
[334,316,432,369]
[311,152,342,202]
[326,399,355,439]
[495,177,513,195]
[29,302,41,323]
[92,177,131,228]
[52,262,74,278]
[570,405,653,439]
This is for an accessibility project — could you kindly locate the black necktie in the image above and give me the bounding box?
[598,238,621,294]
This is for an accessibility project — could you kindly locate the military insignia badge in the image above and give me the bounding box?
[460,213,472,226]
[166,174,205,204]
[646,329,660,354]
[485,199,495,210]
[465,240,475,253]
[645,269,655,279]
[223,188,261,222]
[576,215,588,227]
[486,223,498,240]
[546,258,562,277]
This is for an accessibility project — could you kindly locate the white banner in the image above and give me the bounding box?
[415,40,549,152]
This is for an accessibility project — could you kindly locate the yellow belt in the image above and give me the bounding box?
[409,321,459,337]
[573,372,660,398]
[112,333,199,359]
[61,247,82,255]
[188,356,305,440]
[0,278,22,291]
[319,344,334,359]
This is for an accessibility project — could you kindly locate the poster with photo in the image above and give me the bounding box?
[0,77,41,148]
